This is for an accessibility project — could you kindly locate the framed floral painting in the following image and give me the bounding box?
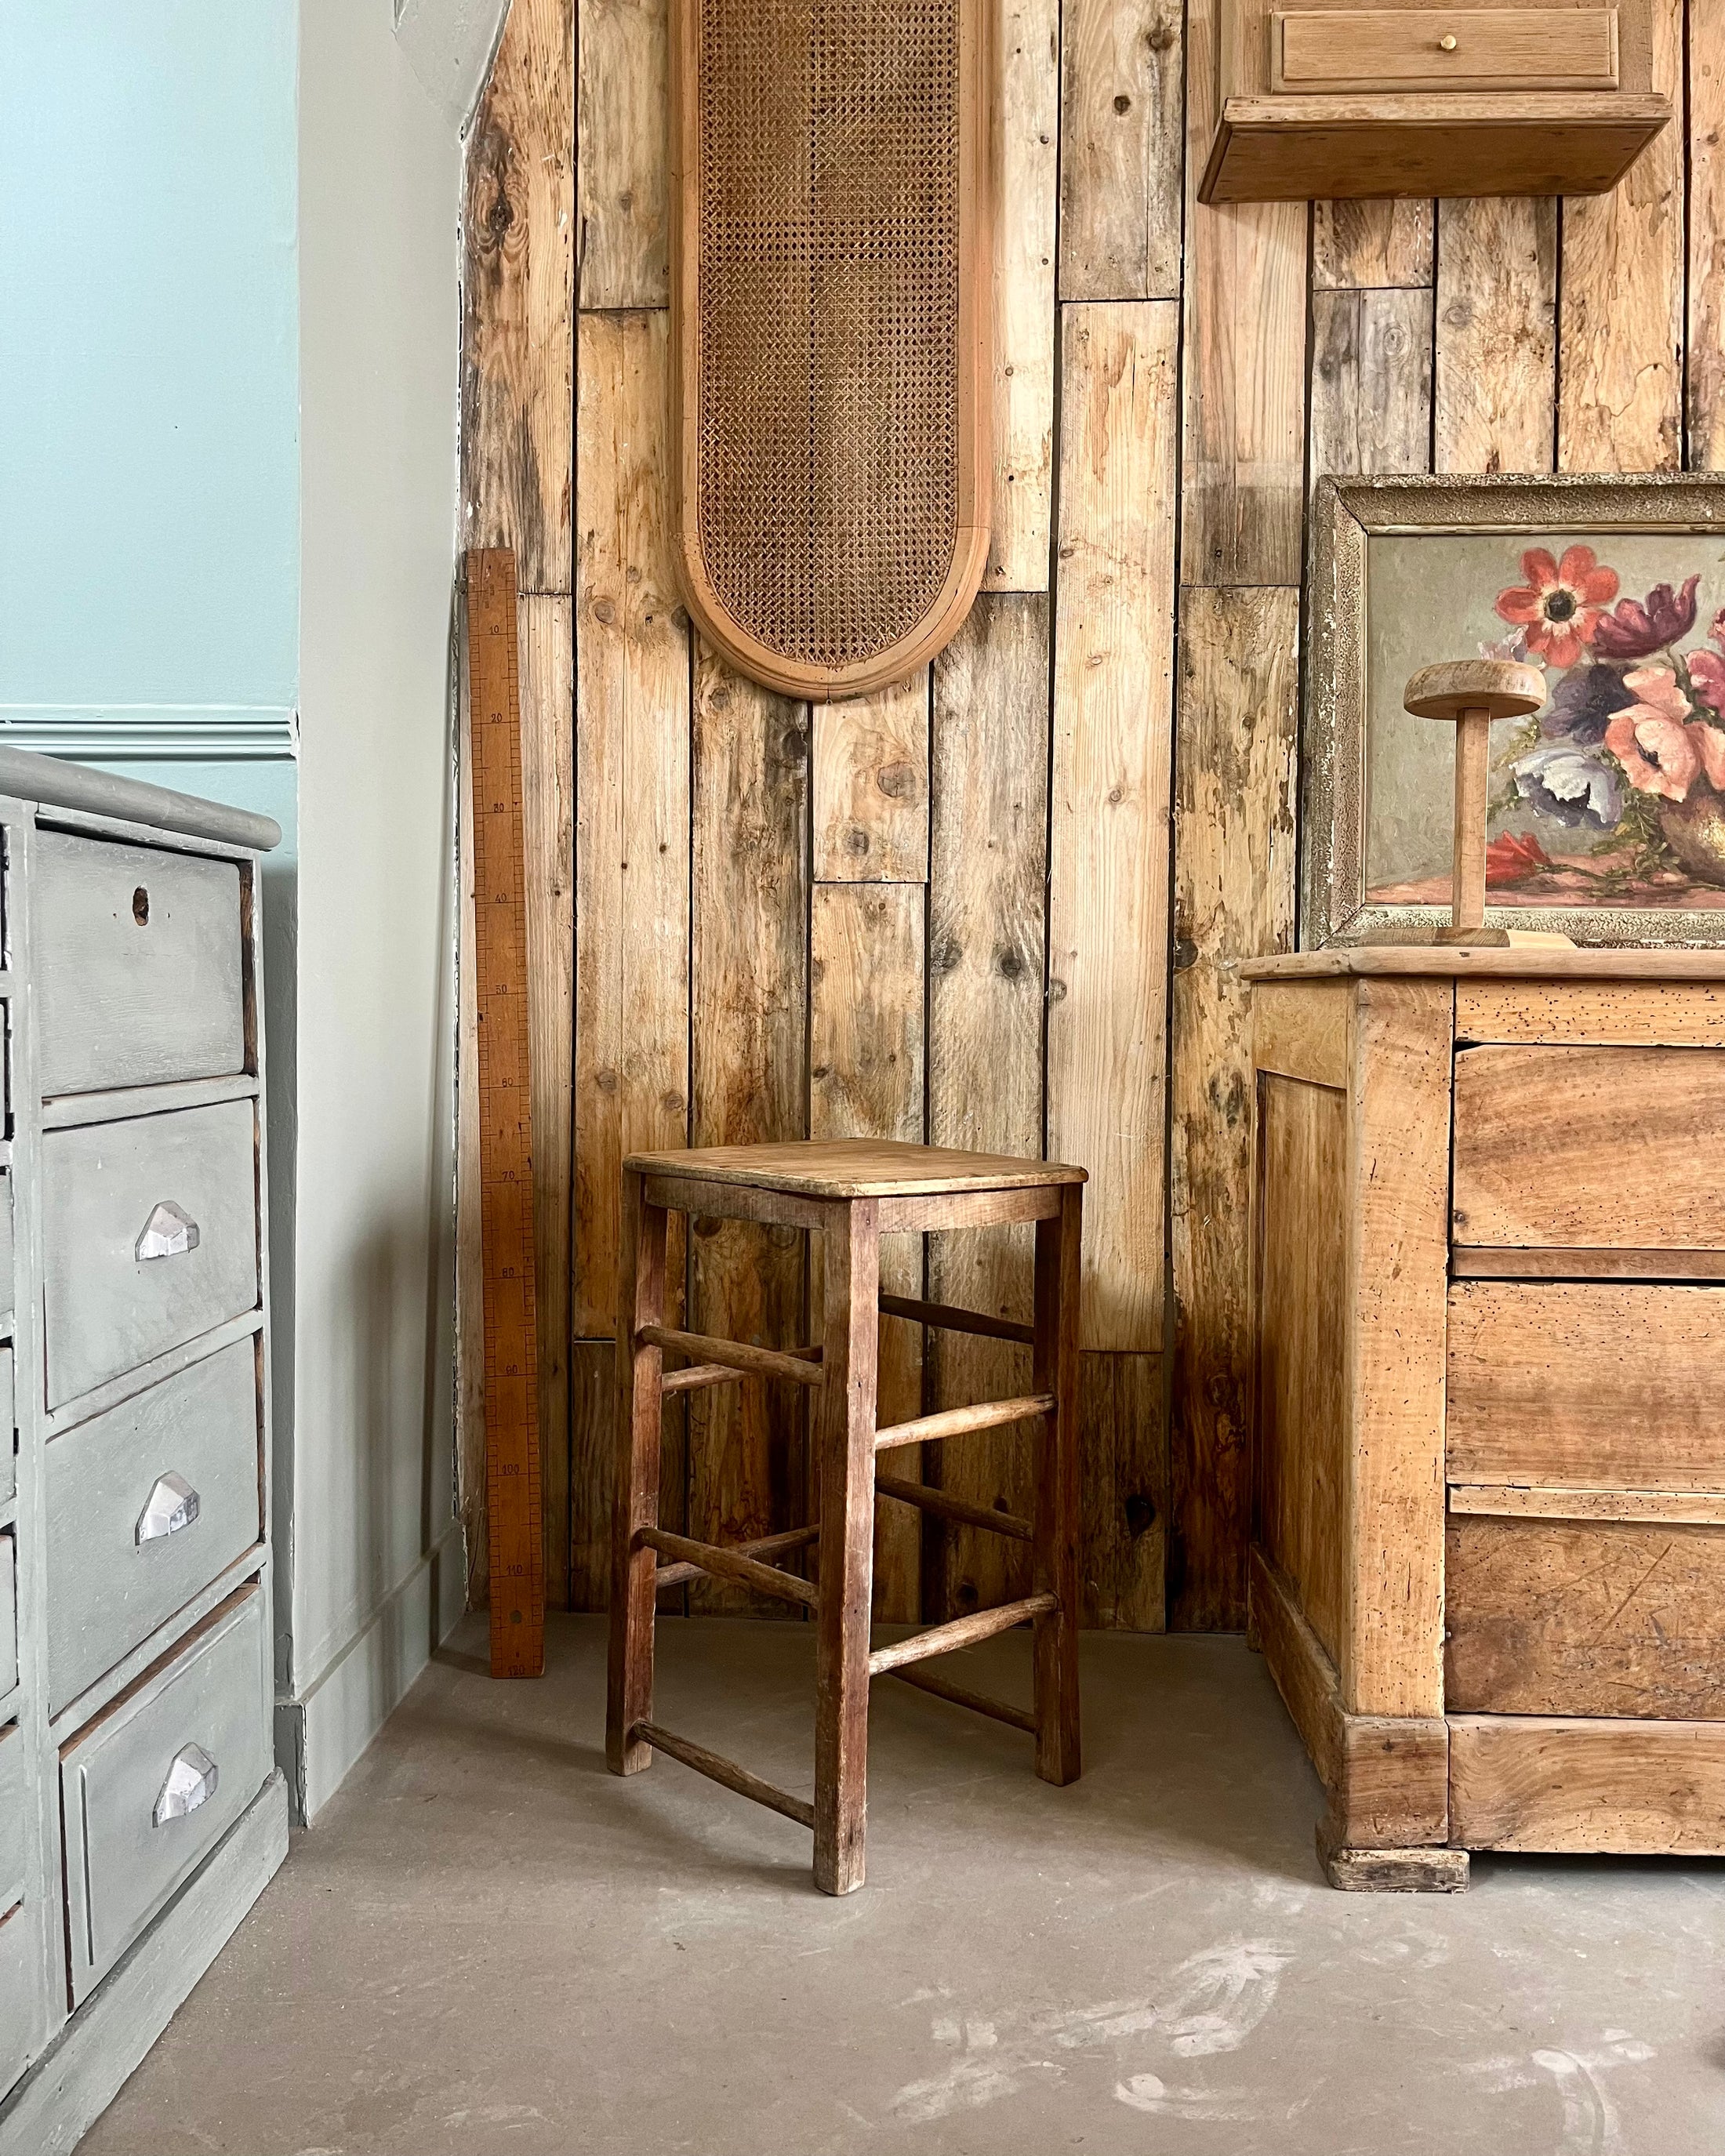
[1304,474,1725,947]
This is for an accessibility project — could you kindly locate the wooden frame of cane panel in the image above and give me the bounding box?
[669,0,993,700]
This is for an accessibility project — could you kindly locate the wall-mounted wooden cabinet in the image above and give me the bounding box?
[1199,0,1669,202]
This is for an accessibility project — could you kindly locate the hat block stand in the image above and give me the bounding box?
[1402,659,1569,949]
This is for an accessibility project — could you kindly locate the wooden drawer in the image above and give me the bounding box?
[1452,1045,1725,1256]
[1448,1282,1725,1486]
[46,1341,262,1712]
[1447,1511,1725,1717]
[1273,6,1618,91]
[0,1721,24,1911]
[33,829,245,1098]
[0,1533,13,1703]
[61,1584,270,2002]
[42,1098,259,1410]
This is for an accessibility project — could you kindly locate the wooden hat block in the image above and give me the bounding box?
[1401,659,1566,949]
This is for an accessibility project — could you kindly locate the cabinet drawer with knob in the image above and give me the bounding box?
[1269,7,1619,91]
[60,1582,271,2002]
[32,829,246,1098]
[41,1098,259,1409]
[45,1340,262,1711]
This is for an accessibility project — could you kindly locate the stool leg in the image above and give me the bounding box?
[607,1167,668,1775]
[813,1196,880,1895]
[1032,1183,1082,1785]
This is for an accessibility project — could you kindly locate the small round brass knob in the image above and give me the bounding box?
[1439,32,1458,49]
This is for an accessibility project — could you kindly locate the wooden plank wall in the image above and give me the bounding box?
[463,0,1722,1632]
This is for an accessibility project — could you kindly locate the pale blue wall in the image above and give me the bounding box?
[0,1,300,742]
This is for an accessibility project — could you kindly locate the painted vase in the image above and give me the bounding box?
[1660,784,1725,886]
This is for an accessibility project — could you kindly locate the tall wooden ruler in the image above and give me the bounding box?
[465,548,546,1678]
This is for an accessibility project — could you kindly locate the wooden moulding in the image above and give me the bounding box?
[1249,1548,1453,1860]
[631,1720,815,1831]
[637,1525,818,1609]
[867,1592,1057,1675]
[668,0,993,699]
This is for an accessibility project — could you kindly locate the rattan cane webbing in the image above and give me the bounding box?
[687,0,976,685]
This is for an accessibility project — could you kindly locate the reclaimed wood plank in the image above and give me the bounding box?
[573,310,691,1341]
[577,0,668,307]
[687,648,810,1615]
[1079,1351,1166,1629]
[1058,0,1184,302]
[1181,0,1306,583]
[1448,1281,1725,1490]
[811,675,930,884]
[1446,1515,1725,1719]
[1433,198,1556,474]
[989,0,1059,590]
[1453,1046,1725,1249]
[1449,1715,1725,1853]
[1309,288,1433,490]
[1312,199,1433,290]
[463,0,575,590]
[521,596,575,1605]
[927,596,1048,1619]
[1559,0,1683,474]
[1169,587,1299,1631]
[1049,302,1178,1352]
[810,883,925,1623]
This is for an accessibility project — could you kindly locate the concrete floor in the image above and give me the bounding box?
[82,1614,1725,2155]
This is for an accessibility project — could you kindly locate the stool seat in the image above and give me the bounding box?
[607,1139,1085,1896]
[625,1138,1086,1197]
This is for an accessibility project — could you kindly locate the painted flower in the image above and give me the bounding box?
[1690,717,1725,793]
[1606,670,1700,800]
[1543,662,1636,744]
[1591,575,1701,661]
[1712,606,1725,652]
[1496,546,1620,669]
[1690,647,1725,715]
[1485,830,1556,885]
[1512,743,1622,830]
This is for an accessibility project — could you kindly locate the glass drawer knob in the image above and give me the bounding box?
[136,1472,201,1544]
[136,1200,200,1261]
[153,1744,219,1826]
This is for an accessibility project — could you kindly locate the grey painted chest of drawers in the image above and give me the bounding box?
[0,750,288,2154]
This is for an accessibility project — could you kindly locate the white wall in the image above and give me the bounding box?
[285,0,493,1817]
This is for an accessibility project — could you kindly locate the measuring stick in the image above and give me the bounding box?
[465,547,546,1678]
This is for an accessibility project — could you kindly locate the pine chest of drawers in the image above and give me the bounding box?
[0,750,287,2149]
[1244,946,1725,1889]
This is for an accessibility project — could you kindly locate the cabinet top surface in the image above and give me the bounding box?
[1243,947,1725,982]
[0,746,281,853]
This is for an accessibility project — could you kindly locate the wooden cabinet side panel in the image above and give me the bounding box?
[1346,978,1451,1719]
[1450,1715,1725,1852]
[1447,1515,1725,1719]
[1453,1044,1725,1249]
[1255,1073,1350,1667]
[1448,1281,1725,1488]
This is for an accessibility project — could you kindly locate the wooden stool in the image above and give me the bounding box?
[605,1139,1087,1895]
